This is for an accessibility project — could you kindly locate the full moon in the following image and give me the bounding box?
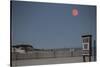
[72,8,78,16]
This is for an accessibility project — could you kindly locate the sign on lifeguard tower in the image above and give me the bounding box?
[81,35,92,61]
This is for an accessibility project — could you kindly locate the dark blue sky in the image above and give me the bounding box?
[11,1,96,48]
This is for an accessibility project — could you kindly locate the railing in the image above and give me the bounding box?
[12,48,94,60]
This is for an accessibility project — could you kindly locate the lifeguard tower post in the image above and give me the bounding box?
[81,35,92,62]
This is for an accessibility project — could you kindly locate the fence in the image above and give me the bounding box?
[12,48,94,60]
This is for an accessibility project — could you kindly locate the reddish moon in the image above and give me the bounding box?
[72,8,78,16]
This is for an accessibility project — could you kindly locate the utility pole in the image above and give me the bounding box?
[94,40,96,61]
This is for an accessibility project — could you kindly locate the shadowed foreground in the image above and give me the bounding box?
[12,56,94,66]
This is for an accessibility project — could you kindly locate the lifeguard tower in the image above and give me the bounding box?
[81,35,92,62]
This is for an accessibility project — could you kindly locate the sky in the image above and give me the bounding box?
[11,1,96,49]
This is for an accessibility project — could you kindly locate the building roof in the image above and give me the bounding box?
[12,44,33,48]
[82,35,92,37]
